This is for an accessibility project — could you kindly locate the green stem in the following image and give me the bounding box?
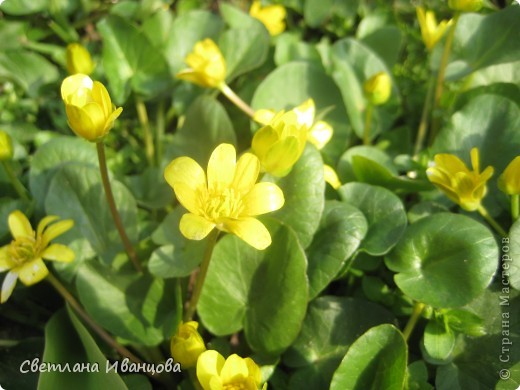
[219,83,256,119]
[1,160,31,202]
[184,230,219,321]
[429,12,460,145]
[135,98,155,167]
[512,194,519,222]
[413,76,435,156]
[363,103,374,145]
[155,99,166,167]
[47,272,143,364]
[96,142,142,272]
[478,205,507,237]
[403,302,425,342]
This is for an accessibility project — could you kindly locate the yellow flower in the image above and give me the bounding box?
[416,7,451,51]
[61,74,123,142]
[324,164,341,190]
[498,156,520,195]
[448,0,483,12]
[66,43,95,75]
[176,39,226,89]
[254,99,333,150]
[197,350,265,390]
[164,143,284,250]
[0,211,74,303]
[249,0,286,37]
[0,130,13,161]
[426,148,494,211]
[252,109,308,177]
[171,321,207,368]
[363,72,392,106]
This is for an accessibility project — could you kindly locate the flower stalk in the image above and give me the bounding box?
[362,103,373,146]
[135,98,155,167]
[1,160,31,202]
[403,301,426,342]
[219,83,256,119]
[184,230,219,322]
[477,205,507,237]
[512,194,519,222]
[414,76,435,156]
[96,142,142,272]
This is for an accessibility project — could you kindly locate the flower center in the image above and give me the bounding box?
[8,235,40,266]
[223,383,248,390]
[203,188,243,222]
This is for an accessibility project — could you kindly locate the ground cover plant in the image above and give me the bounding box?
[0,0,519,389]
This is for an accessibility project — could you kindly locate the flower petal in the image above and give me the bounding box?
[324,164,341,189]
[233,153,261,194]
[197,350,226,390]
[207,144,236,193]
[244,358,262,386]
[164,156,207,214]
[41,219,74,248]
[65,104,97,141]
[17,259,49,286]
[308,121,333,149]
[253,109,276,125]
[36,215,59,238]
[252,125,279,160]
[1,271,18,303]
[8,210,33,240]
[223,217,272,250]
[179,214,215,241]
[242,182,284,216]
[61,74,93,102]
[92,81,113,116]
[263,137,301,177]
[220,354,249,385]
[433,153,470,176]
[0,246,17,272]
[293,99,315,128]
[41,244,75,263]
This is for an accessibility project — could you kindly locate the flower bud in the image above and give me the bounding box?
[363,72,391,106]
[170,321,206,368]
[0,131,14,161]
[66,43,95,75]
[498,156,520,195]
[60,74,122,142]
[448,0,483,12]
[249,0,286,37]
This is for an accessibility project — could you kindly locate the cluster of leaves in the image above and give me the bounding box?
[0,0,519,389]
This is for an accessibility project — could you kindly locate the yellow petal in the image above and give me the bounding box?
[1,271,18,303]
[233,153,261,194]
[308,121,333,149]
[16,258,49,286]
[253,109,276,125]
[293,99,315,128]
[223,218,272,250]
[61,74,93,102]
[176,70,209,88]
[8,210,34,240]
[242,182,284,216]
[263,137,301,177]
[179,213,215,241]
[92,81,112,116]
[433,153,470,176]
[470,147,480,173]
[41,244,75,263]
[252,126,279,160]
[207,144,236,193]
[104,107,123,133]
[0,246,17,272]
[82,102,109,137]
[498,156,520,195]
[41,219,74,248]
[220,354,249,384]
[197,350,226,390]
[323,164,341,189]
[164,156,207,214]
[65,104,97,141]
[244,358,262,386]
[36,215,59,238]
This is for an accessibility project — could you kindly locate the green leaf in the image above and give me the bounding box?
[0,0,49,15]
[164,95,236,166]
[337,145,396,182]
[76,260,177,346]
[44,164,138,264]
[306,201,368,298]
[303,0,358,28]
[385,213,498,308]
[330,324,407,390]
[0,338,42,389]
[97,15,172,103]
[274,33,322,67]
[198,218,308,356]
[508,219,520,291]
[406,360,434,390]
[251,61,350,161]
[440,7,520,80]
[270,145,325,248]
[331,38,400,141]
[338,182,407,256]
[0,50,59,98]
[445,309,485,337]
[38,308,127,389]
[423,319,456,361]
[360,26,402,69]
[124,167,172,210]
[29,137,98,213]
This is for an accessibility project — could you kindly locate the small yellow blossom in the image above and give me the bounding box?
[0,131,13,161]
[254,99,333,150]
[197,350,265,390]
[448,0,483,12]
[176,39,226,89]
[164,143,284,250]
[249,0,287,37]
[498,156,520,195]
[60,74,123,142]
[427,148,494,211]
[416,7,451,51]
[252,110,308,177]
[0,211,74,303]
[171,321,207,368]
[324,164,341,190]
[364,72,392,106]
[66,43,95,75]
